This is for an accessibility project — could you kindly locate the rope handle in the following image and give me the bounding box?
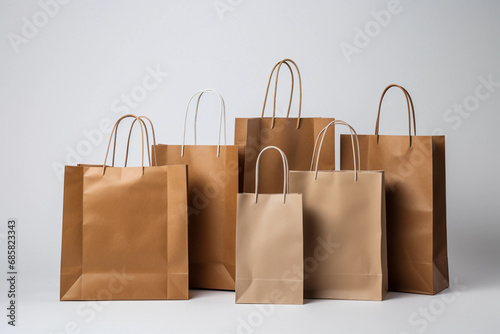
[182,89,226,157]
[375,84,416,147]
[261,59,302,129]
[102,114,147,175]
[254,146,289,203]
[310,120,360,181]
[122,116,158,167]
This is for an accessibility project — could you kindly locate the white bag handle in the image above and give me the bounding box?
[310,120,360,181]
[254,146,289,204]
[181,89,227,157]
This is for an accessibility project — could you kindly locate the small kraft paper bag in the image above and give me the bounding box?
[154,90,238,290]
[340,85,449,295]
[236,146,303,304]
[290,120,387,300]
[235,58,335,194]
[60,114,189,300]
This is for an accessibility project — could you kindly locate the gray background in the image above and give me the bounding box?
[1,0,499,333]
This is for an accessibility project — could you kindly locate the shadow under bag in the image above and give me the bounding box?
[60,115,189,300]
[341,85,449,295]
[289,120,387,300]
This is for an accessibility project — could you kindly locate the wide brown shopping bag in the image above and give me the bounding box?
[236,146,303,304]
[154,89,237,290]
[289,120,387,301]
[235,58,335,194]
[341,85,449,295]
[60,114,189,300]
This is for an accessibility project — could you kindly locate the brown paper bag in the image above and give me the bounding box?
[154,90,237,290]
[235,59,335,194]
[340,85,449,295]
[236,146,303,304]
[289,120,387,301]
[60,114,189,300]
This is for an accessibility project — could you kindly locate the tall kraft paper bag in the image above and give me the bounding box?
[236,146,303,304]
[235,58,335,194]
[61,114,189,300]
[154,89,238,290]
[290,120,387,300]
[341,85,448,295]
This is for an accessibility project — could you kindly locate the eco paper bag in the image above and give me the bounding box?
[61,114,189,300]
[154,90,238,290]
[236,146,303,304]
[340,85,449,295]
[235,58,335,194]
[289,120,387,300]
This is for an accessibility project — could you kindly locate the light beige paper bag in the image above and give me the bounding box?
[61,115,189,300]
[154,90,237,290]
[236,146,303,304]
[289,120,387,301]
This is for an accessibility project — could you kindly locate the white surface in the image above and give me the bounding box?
[1,0,499,333]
